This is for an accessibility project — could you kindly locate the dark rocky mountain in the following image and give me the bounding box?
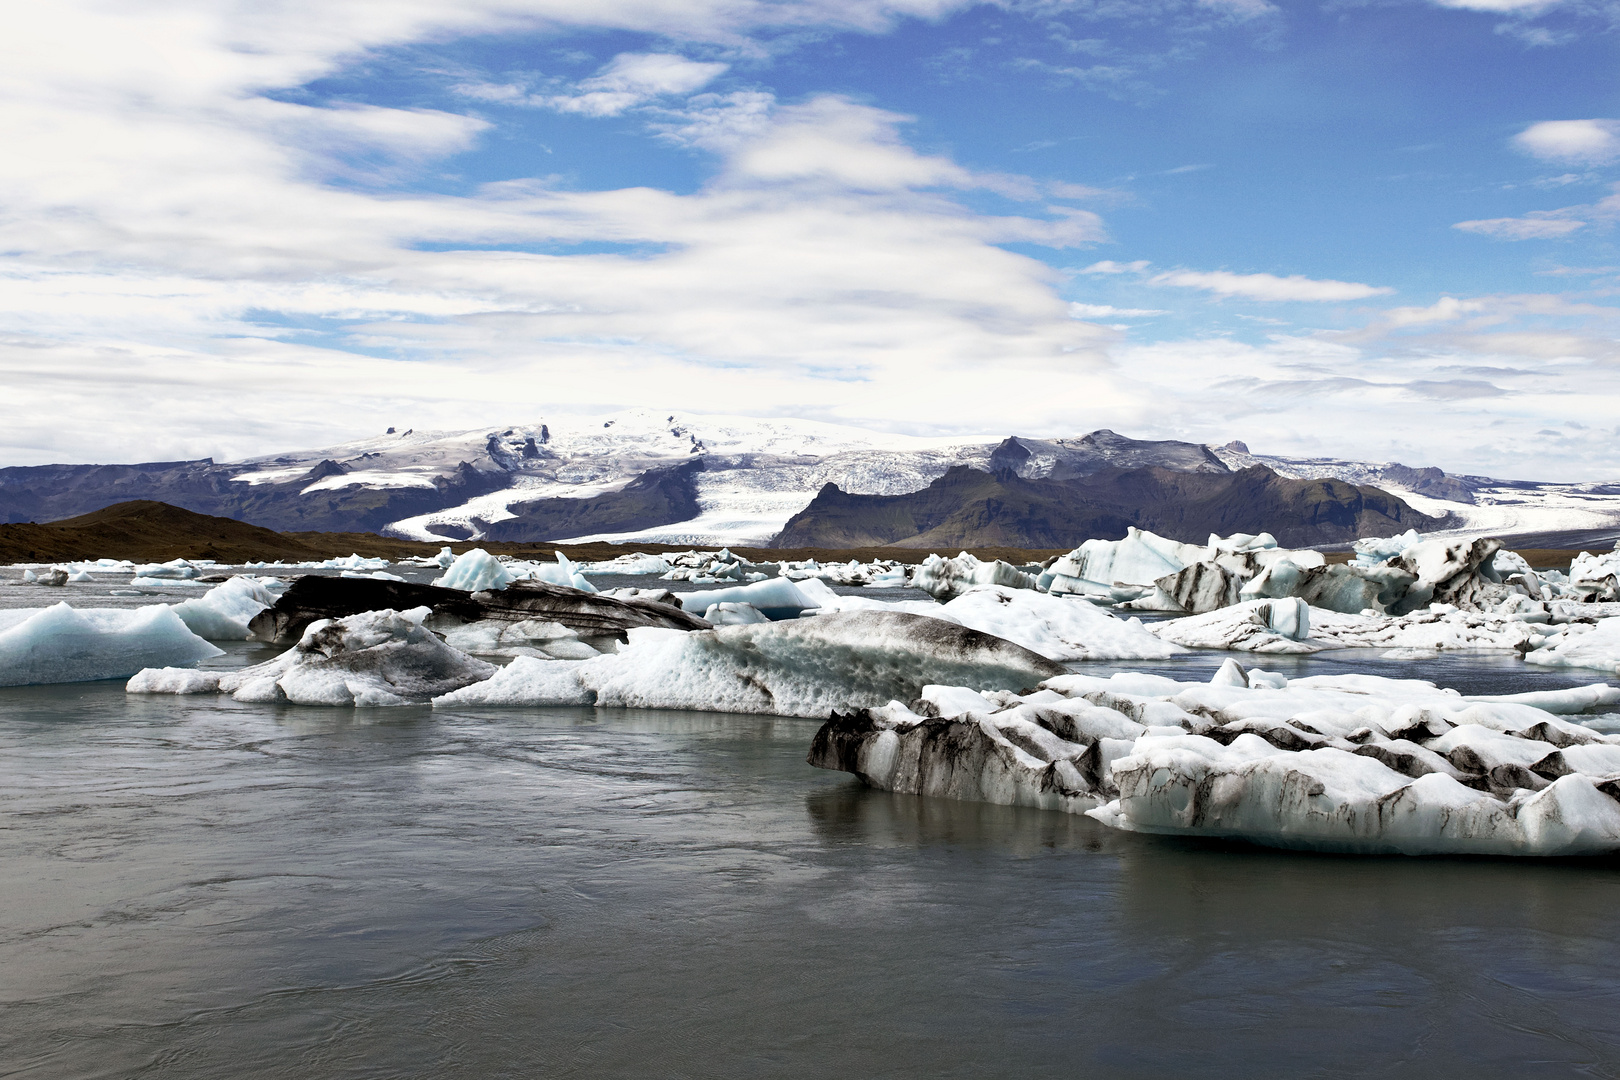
[0,458,505,533]
[470,462,702,542]
[771,464,1428,550]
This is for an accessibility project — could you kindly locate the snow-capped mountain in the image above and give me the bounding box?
[3,411,1619,548]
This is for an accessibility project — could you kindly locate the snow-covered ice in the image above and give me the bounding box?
[433,548,596,593]
[1,603,222,686]
[671,576,839,620]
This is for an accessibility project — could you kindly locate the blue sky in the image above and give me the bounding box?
[4,0,1620,477]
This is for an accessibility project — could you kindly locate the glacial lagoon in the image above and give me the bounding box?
[6,609,1620,1077]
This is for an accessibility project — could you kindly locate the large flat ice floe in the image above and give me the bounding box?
[808,665,1620,856]
[131,608,495,706]
[1525,618,1620,676]
[434,611,1065,718]
[1,603,223,686]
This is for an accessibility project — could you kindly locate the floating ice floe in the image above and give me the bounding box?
[911,553,1038,602]
[2,603,222,686]
[434,611,1065,718]
[132,558,205,580]
[658,548,768,584]
[313,554,392,571]
[432,548,596,593]
[1150,598,1315,653]
[167,576,280,640]
[807,586,1184,662]
[1308,605,1537,655]
[809,665,1620,856]
[673,576,840,620]
[131,608,495,706]
[778,558,904,587]
[340,569,406,582]
[1525,618,1620,676]
[20,568,69,586]
[579,552,674,576]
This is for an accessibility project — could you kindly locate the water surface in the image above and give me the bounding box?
[6,658,1620,1078]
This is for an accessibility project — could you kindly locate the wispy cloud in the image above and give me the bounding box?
[1148,269,1395,301]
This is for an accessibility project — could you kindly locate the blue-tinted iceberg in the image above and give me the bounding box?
[1,603,222,686]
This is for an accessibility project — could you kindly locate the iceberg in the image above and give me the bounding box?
[132,558,203,580]
[1041,528,1210,601]
[434,611,1066,718]
[1525,617,1620,676]
[1569,545,1620,602]
[167,576,278,640]
[432,548,597,593]
[929,586,1183,662]
[672,576,838,620]
[1308,605,1537,654]
[141,608,497,706]
[1150,598,1316,653]
[809,665,1620,856]
[579,552,674,576]
[0,603,222,686]
[911,552,1038,602]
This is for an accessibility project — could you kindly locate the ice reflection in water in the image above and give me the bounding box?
[4,658,1620,1078]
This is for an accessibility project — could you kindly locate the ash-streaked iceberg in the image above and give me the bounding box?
[132,608,495,706]
[809,664,1620,856]
[1149,598,1315,652]
[911,553,1038,602]
[434,611,1065,718]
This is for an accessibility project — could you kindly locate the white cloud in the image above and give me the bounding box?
[1069,303,1167,318]
[1081,260,1151,274]
[544,53,730,116]
[1452,215,1586,239]
[1148,269,1395,302]
[1513,119,1620,164]
[0,3,1131,463]
[1429,0,1562,11]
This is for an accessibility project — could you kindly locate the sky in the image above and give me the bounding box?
[4,0,1620,479]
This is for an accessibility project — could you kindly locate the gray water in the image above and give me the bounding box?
[7,645,1620,1079]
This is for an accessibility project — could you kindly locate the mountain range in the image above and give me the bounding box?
[3,411,1619,550]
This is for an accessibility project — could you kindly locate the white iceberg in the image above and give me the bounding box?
[432,548,597,594]
[131,558,203,580]
[167,576,278,640]
[0,603,222,686]
[1308,605,1537,654]
[703,602,772,625]
[580,552,674,576]
[1150,598,1315,653]
[931,585,1183,662]
[1525,618,1620,676]
[135,608,496,706]
[434,611,1065,718]
[673,576,839,620]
